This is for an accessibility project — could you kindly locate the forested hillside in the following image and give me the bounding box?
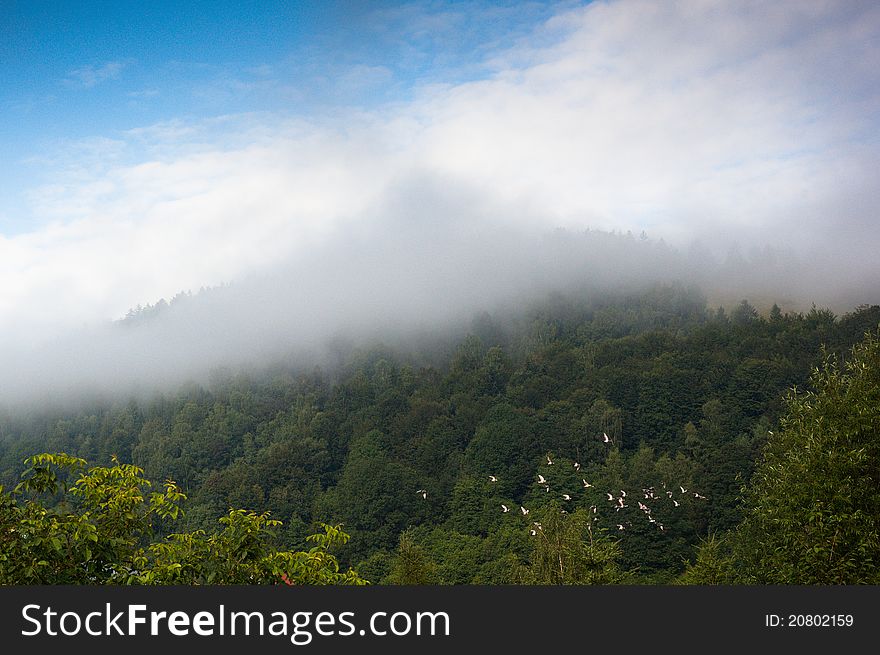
[2,287,878,583]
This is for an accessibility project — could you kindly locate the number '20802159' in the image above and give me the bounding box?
[765,614,854,627]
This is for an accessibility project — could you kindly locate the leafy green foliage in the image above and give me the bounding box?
[728,330,880,583]
[676,533,735,585]
[384,530,440,585]
[519,504,623,585]
[0,454,364,585]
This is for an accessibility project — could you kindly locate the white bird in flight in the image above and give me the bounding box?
[521,506,530,515]
[530,529,537,536]
[537,474,546,484]
[606,493,614,501]
[583,479,592,488]
[489,475,497,482]
[562,494,571,501]
[501,504,510,513]
[574,462,581,471]
[617,524,625,530]
[673,500,680,507]
[602,433,612,443]
[680,486,687,494]
[546,455,554,465]
[417,489,427,499]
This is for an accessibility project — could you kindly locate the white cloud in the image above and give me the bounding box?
[127,88,160,99]
[411,0,880,248]
[65,60,129,89]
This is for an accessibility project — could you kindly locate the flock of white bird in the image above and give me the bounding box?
[417,432,708,537]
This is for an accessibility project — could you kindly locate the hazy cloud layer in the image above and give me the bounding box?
[1,0,879,405]
[64,61,128,89]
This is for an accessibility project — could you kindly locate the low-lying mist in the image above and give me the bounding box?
[1,181,877,411]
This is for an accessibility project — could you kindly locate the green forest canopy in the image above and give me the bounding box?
[1,287,878,584]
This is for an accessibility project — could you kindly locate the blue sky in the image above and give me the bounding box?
[0,0,879,355]
[1,0,566,231]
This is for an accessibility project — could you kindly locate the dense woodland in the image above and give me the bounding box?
[2,284,879,584]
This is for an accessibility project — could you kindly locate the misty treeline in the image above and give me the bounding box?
[2,226,871,408]
[1,284,879,584]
